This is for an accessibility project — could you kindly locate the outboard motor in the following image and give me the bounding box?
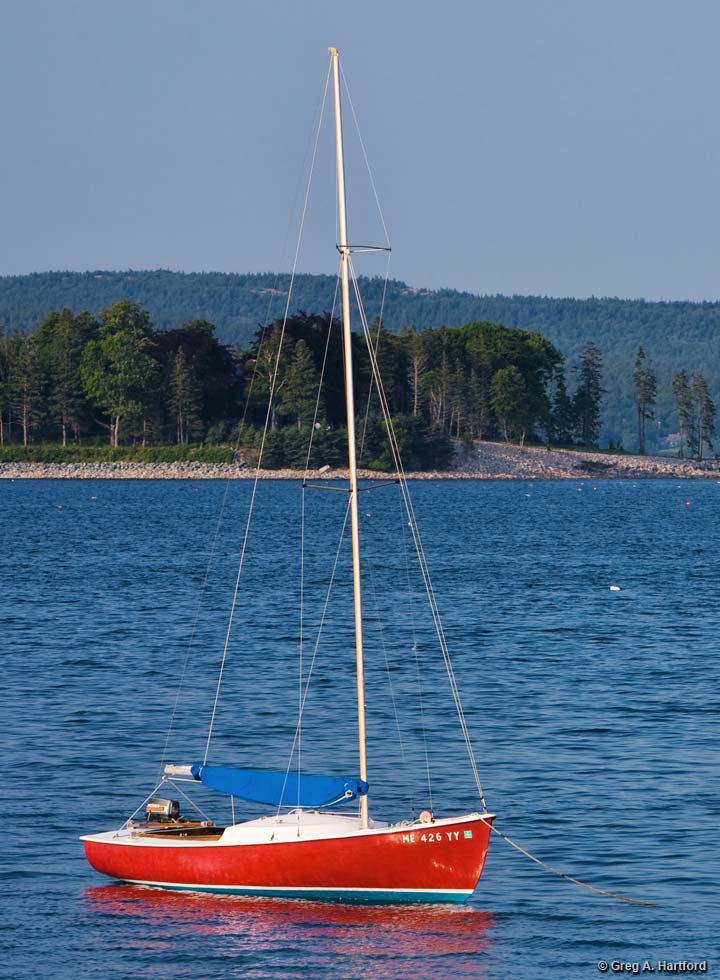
[145,797,180,822]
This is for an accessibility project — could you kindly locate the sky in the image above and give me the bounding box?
[1,0,719,301]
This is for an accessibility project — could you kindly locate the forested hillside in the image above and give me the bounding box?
[1,270,718,448]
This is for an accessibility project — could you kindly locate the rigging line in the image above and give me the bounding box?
[203,323,287,765]
[396,484,433,812]
[394,464,486,808]
[121,778,212,830]
[481,819,657,907]
[338,53,393,465]
[157,474,234,780]
[353,280,482,799]
[275,499,352,822]
[166,780,214,824]
[302,275,341,474]
[337,65,393,458]
[349,259,487,809]
[339,62,391,247]
[298,483,305,806]
[204,69,331,766]
[122,781,167,829]
[376,250,392,330]
[240,61,333,431]
[295,280,340,804]
[365,533,408,765]
[277,66,331,358]
[357,267,385,461]
[296,279,340,807]
[356,250,392,463]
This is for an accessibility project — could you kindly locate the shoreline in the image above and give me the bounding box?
[1,442,719,480]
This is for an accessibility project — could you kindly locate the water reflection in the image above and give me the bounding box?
[85,885,496,977]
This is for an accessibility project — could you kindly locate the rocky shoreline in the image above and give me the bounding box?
[1,442,718,480]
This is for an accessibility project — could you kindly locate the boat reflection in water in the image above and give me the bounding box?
[85,885,496,978]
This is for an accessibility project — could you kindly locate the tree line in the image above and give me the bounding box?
[2,270,719,449]
[632,346,716,459]
[0,301,240,450]
[0,300,715,466]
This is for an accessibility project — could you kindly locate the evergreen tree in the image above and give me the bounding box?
[688,373,716,460]
[449,366,468,438]
[261,428,286,468]
[466,332,494,439]
[549,369,575,446]
[672,370,693,459]
[153,319,240,435]
[309,426,346,468]
[370,323,407,416]
[633,346,657,455]
[8,333,43,446]
[35,310,97,445]
[573,342,603,448]
[491,366,528,444]
[244,325,288,430]
[466,367,492,440]
[366,414,452,471]
[0,333,9,446]
[168,346,202,444]
[277,339,322,430]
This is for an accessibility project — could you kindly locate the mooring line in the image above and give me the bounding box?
[481,819,657,906]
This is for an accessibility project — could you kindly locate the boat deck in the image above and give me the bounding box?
[131,823,226,842]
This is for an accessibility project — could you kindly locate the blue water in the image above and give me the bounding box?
[2,478,718,979]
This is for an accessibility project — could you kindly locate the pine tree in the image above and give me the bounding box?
[466,334,493,439]
[633,346,657,455]
[573,342,604,448]
[0,333,9,446]
[35,310,96,445]
[550,368,575,446]
[9,333,43,446]
[449,366,468,438]
[688,373,716,460]
[277,339,323,430]
[465,368,490,440]
[168,347,202,444]
[371,324,407,415]
[672,370,693,459]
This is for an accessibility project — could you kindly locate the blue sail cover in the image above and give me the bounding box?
[190,765,368,808]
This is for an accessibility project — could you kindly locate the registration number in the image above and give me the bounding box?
[401,830,471,844]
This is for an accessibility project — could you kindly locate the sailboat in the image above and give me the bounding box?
[81,47,494,904]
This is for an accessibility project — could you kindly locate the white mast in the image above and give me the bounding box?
[329,46,369,830]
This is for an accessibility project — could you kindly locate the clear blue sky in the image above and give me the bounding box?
[2,0,718,300]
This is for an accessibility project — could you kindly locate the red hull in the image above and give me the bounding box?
[83,815,493,902]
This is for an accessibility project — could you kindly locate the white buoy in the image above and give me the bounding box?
[609,585,621,591]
